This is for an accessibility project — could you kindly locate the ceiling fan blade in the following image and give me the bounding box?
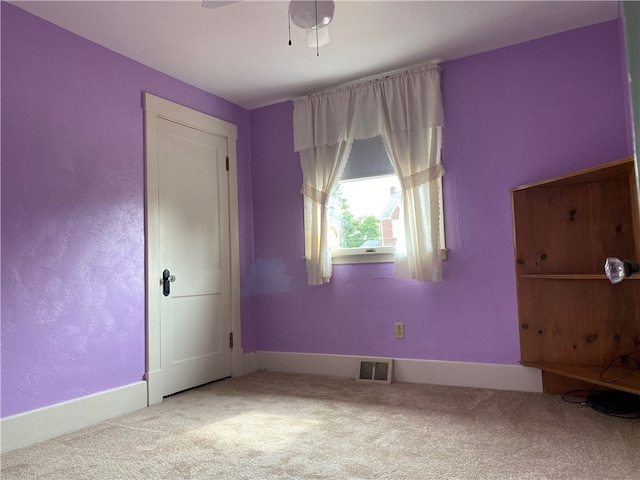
[201,1,240,10]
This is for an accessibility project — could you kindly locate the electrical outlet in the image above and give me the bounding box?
[394,322,405,339]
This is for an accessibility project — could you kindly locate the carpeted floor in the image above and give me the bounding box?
[2,371,639,479]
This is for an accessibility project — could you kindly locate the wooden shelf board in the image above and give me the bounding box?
[521,361,640,395]
[519,274,640,280]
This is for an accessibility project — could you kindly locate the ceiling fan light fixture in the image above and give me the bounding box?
[289,0,335,30]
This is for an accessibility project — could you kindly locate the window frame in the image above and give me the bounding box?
[330,175,447,265]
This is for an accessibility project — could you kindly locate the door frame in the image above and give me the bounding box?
[143,92,242,406]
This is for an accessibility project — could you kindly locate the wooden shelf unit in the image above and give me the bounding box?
[520,361,640,395]
[511,157,640,395]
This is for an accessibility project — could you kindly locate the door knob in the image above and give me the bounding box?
[162,269,176,297]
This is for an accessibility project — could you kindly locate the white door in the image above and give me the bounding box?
[157,117,231,396]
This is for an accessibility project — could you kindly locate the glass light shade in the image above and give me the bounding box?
[289,0,335,30]
[306,26,330,48]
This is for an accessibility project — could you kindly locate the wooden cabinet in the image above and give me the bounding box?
[511,157,640,395]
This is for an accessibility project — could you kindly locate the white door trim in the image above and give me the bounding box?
[143,92,243,406]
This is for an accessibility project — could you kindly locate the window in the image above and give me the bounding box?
[294,64,445,284]
[328,136,398,264]
[328,136,445,265]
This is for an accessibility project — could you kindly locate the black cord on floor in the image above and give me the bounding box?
[562,387,640,419]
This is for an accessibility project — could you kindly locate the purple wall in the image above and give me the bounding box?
[249,20,632,364]
[1,3,255,418]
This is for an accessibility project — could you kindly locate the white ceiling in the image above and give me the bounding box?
[11,1,620,110]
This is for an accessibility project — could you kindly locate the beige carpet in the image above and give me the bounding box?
[2,371,639,479]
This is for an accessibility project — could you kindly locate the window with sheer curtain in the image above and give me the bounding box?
[293,64,445,285]
[327,135,401,264]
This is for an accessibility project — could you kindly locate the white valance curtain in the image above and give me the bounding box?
[294,64,444,285]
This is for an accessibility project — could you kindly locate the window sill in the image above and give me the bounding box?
[330,248,447,265]
[332,250,395,265]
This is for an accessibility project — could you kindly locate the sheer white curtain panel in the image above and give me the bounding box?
[300,141,353,285]
[294,65,444,285]
[381,127,444,281]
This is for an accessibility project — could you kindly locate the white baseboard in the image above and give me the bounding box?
[243,351,259,374]
[0,381,147,454]
[256,351,542,393]
[394,357,542,392]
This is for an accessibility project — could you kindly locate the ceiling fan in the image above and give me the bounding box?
[201,0,336,52]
